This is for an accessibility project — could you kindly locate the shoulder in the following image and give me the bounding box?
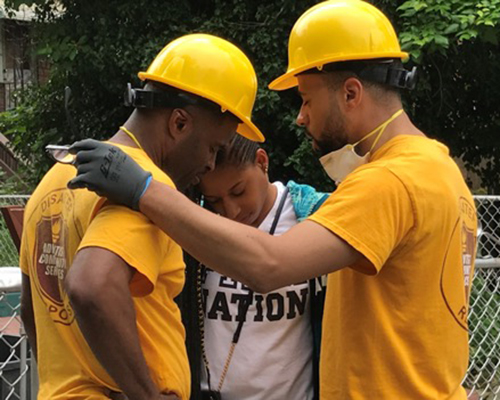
[116,144,176,189]
[366,136,463,200]
[333,165,410,203]
[369,135,454,179]
[312,165,413,230]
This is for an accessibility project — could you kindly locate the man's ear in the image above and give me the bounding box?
[342,77,363,111]
[168,108,192,141]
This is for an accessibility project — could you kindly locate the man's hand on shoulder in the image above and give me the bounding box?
[67,139,152,210]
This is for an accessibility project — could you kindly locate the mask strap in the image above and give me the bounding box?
[369,109,403,151]
[354,109,404,150]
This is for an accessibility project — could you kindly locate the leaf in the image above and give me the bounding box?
[433,34,450,47]
[444,23,460,34]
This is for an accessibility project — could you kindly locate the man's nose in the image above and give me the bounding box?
[223,199,240,220]
[296,107,308,127]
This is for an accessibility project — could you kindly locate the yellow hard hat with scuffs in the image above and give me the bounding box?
[139,34,264,142]
[269,0,409,91]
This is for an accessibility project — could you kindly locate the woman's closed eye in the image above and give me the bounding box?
[203,196,220,205]
[232,189,244,197]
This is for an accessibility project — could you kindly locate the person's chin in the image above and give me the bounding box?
[312,141,329,157]
[191,175,201,186]
[312,141,321,155]
[183,174,201,189]
[173,177,193,193]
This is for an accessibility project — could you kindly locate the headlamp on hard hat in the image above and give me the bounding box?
[321,60,418,91]
[358,63,417,91]
[124,82,222,112]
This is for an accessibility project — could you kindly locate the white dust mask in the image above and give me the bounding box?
[319,109,403,185]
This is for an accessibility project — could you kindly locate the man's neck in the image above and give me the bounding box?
[356,110,425,156]
[108,113,165,168]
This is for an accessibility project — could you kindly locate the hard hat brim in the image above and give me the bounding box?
[139,72,265,143]
[269,51,409,91]
[237,119,265,143]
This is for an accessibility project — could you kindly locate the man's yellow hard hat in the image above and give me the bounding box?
[139,34,264,142]
[269,0,409,91]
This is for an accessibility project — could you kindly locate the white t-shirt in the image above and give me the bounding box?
[201,182,314,400]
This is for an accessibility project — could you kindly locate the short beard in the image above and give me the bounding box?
[313,106,348,157]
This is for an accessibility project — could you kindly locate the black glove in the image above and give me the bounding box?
[67,139,152,211]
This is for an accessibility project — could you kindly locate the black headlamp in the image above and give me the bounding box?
[124,83,222,112]
[321,60,418,90]
[358,64,417,90]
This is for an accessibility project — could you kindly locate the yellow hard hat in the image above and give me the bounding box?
[139,34,264,142]
[269,0,409,91]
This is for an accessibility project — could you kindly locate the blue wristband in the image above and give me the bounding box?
[139,175,153,199]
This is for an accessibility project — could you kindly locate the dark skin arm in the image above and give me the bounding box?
[65,247,178,400]
[20,273,37,361]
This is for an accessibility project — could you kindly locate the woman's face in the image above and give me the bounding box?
[199,150,272,227]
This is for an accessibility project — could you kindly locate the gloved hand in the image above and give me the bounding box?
[67,139,152,210]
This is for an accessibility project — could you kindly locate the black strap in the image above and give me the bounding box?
[358,64,417,90]
[269,186,289,236]
[124,82,223,113]
[231,186,289,345]
[321,60,417,90]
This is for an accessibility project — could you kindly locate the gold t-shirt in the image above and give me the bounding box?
[309,135,476,399]
[20,144,190,399]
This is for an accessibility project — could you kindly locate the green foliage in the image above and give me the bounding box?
[0,217,19,266]
[398,0,500,60]
[0,0,499,192]
[378,0,500,192]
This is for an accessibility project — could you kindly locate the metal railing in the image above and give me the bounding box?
[0,195,32,400]
[0,195,499,399]
[464,197,500,399]
[0,268,32,400]
[0,142,20,177]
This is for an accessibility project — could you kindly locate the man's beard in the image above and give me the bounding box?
[311,109,348,157]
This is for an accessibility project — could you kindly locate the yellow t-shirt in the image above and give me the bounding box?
[20,143,190,400]
[308,135,476,400]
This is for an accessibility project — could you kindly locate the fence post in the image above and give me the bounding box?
[19,323,26,400]
[29,358,38,400]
